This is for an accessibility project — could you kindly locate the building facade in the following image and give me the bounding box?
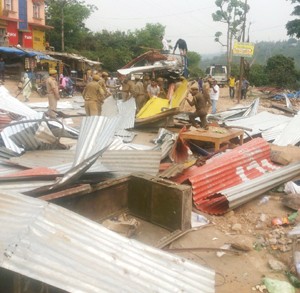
[0,0,51,50]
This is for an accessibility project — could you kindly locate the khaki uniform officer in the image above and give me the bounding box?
[46,69,60,118]
[185,83,211,129]
[98,71,110,98]
[82,75,105,116]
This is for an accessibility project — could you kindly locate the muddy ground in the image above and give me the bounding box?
[5,80,300,293]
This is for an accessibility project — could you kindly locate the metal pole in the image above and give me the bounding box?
[237,0,248,103]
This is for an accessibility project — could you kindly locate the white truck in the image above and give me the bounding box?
[205,65,227,87]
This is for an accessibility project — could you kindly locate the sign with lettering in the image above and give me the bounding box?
[233,42,255,58]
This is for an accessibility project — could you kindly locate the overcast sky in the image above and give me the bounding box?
[84,0,295,55]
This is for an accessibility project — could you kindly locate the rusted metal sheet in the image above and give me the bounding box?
[38,184,92,201]
[172,138,278,212]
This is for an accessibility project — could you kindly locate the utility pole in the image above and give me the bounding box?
[61,0,67,52]
[237,0,248,103]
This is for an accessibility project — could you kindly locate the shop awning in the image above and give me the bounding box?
[0,47,36,57]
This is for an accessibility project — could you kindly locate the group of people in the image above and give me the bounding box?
[228,74,250,100]
[186,74,251,130]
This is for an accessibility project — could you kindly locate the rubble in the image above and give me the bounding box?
[0,58,299,292]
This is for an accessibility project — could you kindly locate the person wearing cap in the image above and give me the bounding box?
[133,75,145,113]
[82,74,105,116]
[185,82,211,129]
[98,71,110,98]
[120,76,135,101]
[209,79,220,114]
[46,69,60,118]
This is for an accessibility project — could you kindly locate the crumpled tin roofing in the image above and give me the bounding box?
[73,116,121,166]
[0,191,215,292]
[172,138,278,213]
[225,111,292,138]
[272,112,300,146]
[0,86,37,117]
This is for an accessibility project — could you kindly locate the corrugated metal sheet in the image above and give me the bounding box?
[101,150,162,176]
[73,116,121,166]
[172,138,278,212]
[272,113,300,146]
[203,161,300,215]
[207,98,259,122]
[116,97,136,130]
[225,111,292,138]
[261,121,290,142]
[1,113,44,153]
[0,191,215,292]
[0,86,37,116]
[0,180,56,193]
[9,148,160,177]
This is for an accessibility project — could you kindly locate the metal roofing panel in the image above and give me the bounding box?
[225,111,292,137]
[116,97,136,130]
[203,161,300,215]
[0,191,215,292]
[0,86,37,117]
[73,116,121,166]
[100,150,161,176]
[172,138,278,213]
[272,113,300,146]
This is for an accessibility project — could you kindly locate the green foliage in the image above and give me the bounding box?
[45,0,97,51]
[265,54,298,88]
[248,64,268,86]
[187,51,203,78]
[286,0,300,38]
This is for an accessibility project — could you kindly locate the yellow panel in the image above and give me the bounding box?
[170,79,188,108]
[136,97,170,119]
[32,29,45,50]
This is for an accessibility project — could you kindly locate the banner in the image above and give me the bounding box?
[233,42,255,57]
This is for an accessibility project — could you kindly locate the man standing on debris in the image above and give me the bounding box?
[160,36,169,53]
[209,79,220,114]
[185,82,211,129]
[82,74,105,116]
[46,69,60,118]
[173,39,187,55]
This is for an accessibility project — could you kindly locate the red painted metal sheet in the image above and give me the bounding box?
[172,138,279,213]
[0,167,59,177]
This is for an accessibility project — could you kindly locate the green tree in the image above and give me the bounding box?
[187,51,203,78]
[248,64,268,86]
[212,0,250,75]
[286,0,300,38]
[265,54,297,88]
[45,0,97,51]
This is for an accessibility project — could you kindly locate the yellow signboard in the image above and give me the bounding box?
[233,42,255,57]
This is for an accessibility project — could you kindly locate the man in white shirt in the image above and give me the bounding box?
[209,79,220,114]
[160,36,169,53]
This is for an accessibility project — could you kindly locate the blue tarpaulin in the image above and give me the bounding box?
[273,91,300,100]
[0,47,36,57]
